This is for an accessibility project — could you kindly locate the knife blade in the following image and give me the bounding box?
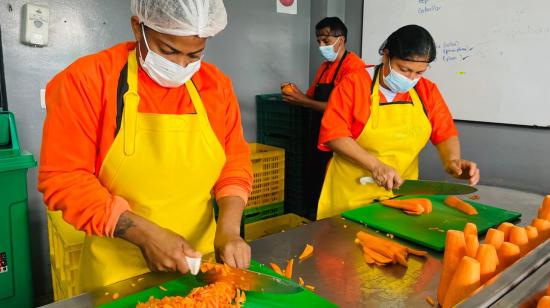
[196,265,302,294]
[359,177,477,195]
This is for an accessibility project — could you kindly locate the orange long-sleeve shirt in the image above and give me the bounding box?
[39,42,253,236]
[319,65,458,151]
[306,51,366,98]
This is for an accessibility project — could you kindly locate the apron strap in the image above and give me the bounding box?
[123,49,140,156]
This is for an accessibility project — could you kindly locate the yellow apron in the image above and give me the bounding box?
[78,50,226,291]
[317,67,432,219]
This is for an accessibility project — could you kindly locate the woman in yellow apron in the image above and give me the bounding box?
[39,0,252,291]
[317,25,480,219]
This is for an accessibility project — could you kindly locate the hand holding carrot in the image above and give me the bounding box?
[445,159,480,186]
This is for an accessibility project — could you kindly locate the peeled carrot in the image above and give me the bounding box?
[497,222,514,241]
[475,244,499,284]
[465,234,479,258]
[538,195,550,220]
[442,256,481,308]
[437,230,467,305]
[532,218,550,241]
[525,226,540,251]
[299,244,314,262]
[270,263,284,276]
[444,196,478,215]
[285,259,294,279]
[381,199,424,214]
[406,198,433,214]
[497,242,520,272]
[484,228,505,250]
[509,226,530,256]
[538,296,550,308]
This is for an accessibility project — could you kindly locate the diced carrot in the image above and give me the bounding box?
[469,194,481,200]
[484,228,505,250]
[444,196,478,215]
[299,244,314,262]
[285,259,294,279]
[442,256,480,308]
[475,244,499,284]
[270,263,284,276]
[497,222,514,241]
[509,226,530,256]
[465,234,479,258]
[112,292,119,300]
[437,230,466,305]
[159,285,167,291]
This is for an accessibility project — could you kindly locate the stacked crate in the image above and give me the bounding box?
[256,94,315,219]
[243,143,285,224]
[47,210,84,301]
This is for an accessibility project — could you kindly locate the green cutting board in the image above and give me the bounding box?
[342,195,521,251]
[99,261,336,308]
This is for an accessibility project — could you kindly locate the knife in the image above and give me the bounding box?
[358,176,477,195]
[195,265,302,294]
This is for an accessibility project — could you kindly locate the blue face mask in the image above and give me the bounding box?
[383,59,420,93]
[319,37,341,62]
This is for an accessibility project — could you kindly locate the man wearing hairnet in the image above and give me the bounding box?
[39,0,253,291]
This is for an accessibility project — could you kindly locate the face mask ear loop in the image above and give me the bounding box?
[138,23,150,62]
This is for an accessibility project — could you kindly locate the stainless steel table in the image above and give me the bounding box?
[42,185,544,308]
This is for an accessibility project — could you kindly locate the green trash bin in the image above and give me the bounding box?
[0,111,37,308]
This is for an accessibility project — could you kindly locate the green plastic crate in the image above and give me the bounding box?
[243,202,284,224]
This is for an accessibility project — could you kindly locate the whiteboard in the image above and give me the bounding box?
[361,0,550,127]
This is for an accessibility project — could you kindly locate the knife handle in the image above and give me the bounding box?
[359,176,375,185]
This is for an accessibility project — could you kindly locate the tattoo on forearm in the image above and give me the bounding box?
[114,215,135,237]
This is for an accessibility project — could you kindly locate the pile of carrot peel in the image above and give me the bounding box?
[436,195,550,308]
[354,231,427,267]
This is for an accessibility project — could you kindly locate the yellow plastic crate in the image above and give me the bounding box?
[244,213,310,241]
[248,143,285,208]
[46,210,85,301]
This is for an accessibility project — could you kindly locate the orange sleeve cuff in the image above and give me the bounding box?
[215,185,249,205]
[105,195,131,237]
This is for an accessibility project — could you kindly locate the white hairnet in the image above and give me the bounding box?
[131,0,227,37]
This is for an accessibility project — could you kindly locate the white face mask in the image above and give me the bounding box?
[138,24,201,88]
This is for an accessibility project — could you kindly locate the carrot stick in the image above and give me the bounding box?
[285,259,294,279]
[525,226,540,251]
[407,248,428,257]
[497,222,515,241]
[465,234,479,258]
[475,244,499,284]
[444,196,478,215]
[496,242,520,272]
[509,226,530,256]
[532,218,550,241]
[437,230,467,305]
[442,256,480,308]
[484,228,505,250]
[270,263,284,276]
[538,195,550,220]
[464,223,478,238]
[405,198,433,214]
[299,244,314,262]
